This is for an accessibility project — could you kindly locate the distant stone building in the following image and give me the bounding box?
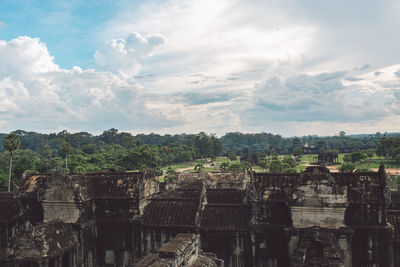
[0,166,399,266]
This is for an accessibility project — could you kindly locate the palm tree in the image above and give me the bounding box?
[62,142,71,170]
[2,133,20,192]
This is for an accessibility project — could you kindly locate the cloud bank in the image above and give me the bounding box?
[1,0,400,136]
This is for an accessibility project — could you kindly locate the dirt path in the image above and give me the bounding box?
[175,163,214,172]
[370,168,400,175]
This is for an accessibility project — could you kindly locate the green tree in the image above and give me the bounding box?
[3,133,20,192]
[12,150,37,180]
[259,157,269,170]
[293,147,303,158]
[99,128,119,144]
[118,145,162,170]
[82,144,97,154]
[242,146,249,156]
[40,145,52,173]
[193,132,213,158]
[365,149,375,158]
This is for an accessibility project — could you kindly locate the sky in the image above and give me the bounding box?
[0,0,400,136]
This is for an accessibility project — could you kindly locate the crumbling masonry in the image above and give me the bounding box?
[0,165,399,266]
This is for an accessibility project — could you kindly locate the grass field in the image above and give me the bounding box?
[159,153,400,175]
[296,153,400,171]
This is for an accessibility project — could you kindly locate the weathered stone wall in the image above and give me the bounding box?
[1,168,398,267]
[177,172,248,190]
[42,177,80,223]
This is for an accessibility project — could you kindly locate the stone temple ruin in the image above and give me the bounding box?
[0,165,400,266]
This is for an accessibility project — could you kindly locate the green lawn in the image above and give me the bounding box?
[160,162,196,170]
[297,153,400,171]
[160,153,400,175]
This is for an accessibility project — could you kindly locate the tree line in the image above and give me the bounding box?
[1,129,400,190]
[0,129,222,190]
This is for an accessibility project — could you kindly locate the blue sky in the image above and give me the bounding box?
[0,0,121,68]
[0,0,400,136]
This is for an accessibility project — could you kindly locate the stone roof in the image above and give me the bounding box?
[142,200,200,228]
[206,189,245,204]
[18,170,154,201]
[70,172,142,200]
[154,184,202,201]
[201,204,250,231]
[142,180,204,228]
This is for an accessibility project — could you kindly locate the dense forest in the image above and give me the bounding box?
[0,129,223,190]
[220,131,393,153]
[0,129,400,190]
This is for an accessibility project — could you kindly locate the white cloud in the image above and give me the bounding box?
[0,36,176,133]
[0,36,59,81]
[0,78,29,112]
[94,32,166,76]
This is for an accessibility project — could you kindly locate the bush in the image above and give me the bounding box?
[164,167,176,183]
[350,152,367,163]
[228,153,237,161]
[339,162,355,173]
[283,156,296,168]
[269,160,283,173]
[228,163,244,172]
